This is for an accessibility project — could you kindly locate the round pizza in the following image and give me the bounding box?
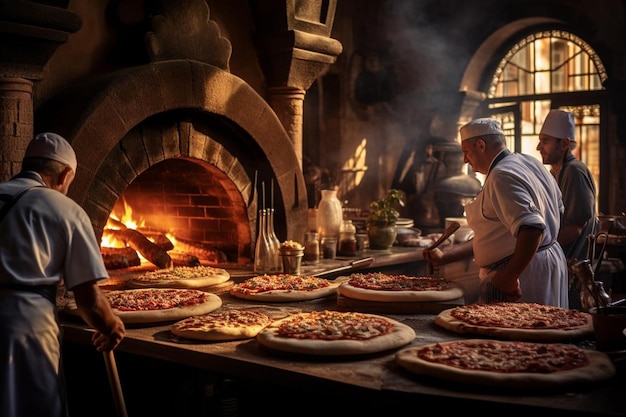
[256,310,416,356]
[395,339,615,390]
[229,274,341,302]
[337,272,463,302]
[126,265,230,289]
[64,288,223,324]
[435,302,594,342]
[171,309,273,341]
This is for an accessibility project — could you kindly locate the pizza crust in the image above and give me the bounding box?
[114,289,222,324]
[64,288,223,325]
[435,306,594,342]
[395,339,616,390]
[171,309,272,341]
[338,281,463,302]
[229,276,342,302]
[126,266,231,289]
[256,312,416,355]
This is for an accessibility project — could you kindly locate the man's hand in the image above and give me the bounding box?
[92,316,125,352]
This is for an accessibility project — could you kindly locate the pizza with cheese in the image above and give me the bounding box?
[395,339,615,390]
[229,274,341,302]
[256,310,416,356]
[435,302,593,342]
[65,288,222,324]
[337,273,463,302]
[126,265,230,289]
[171,309,273,341]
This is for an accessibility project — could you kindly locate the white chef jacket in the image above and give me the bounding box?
[465,150,569,307]
[0,172,109,417]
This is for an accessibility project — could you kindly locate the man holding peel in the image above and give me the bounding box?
[0,133,125,417]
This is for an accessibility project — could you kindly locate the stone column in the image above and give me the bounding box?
[267,86,306,165]
[0,1,81,181]
[249,0,343,169]
[0,78,34,181]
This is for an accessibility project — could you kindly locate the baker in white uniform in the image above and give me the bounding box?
[423,118,569,307]
[0,133,125,417]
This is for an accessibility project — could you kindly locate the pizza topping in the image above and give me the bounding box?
[107,288,213,311]
[275,310,394,340]
[449,302,589,329]
[172,310,272,331]
[416,340,589,373]
[347,273,454,291]
[231,274,331,294]
[132,266,229,282]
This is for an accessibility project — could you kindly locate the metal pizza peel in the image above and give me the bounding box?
[312,257,374,278]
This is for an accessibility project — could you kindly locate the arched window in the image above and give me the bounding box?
[483,30,607,209]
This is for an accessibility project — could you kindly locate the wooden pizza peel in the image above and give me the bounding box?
[426,221,460,274]
[103,350,129,417]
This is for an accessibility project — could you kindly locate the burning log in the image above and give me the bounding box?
[105,228,173,269]
[170,237,227,264]
[169,252,201,267]
[101,247,141,269]
[136,228,175,251]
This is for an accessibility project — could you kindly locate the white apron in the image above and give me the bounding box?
[465,152,569,307]
[0,290,65,417]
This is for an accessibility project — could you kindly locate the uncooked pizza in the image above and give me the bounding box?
[256,310,416,356]
[337,272,463,302]
[126,265,230,289]
[229,274,341,302]
[395,339,615,390]
[65,288,222,324]
[171,309,273,341]
[435,302,593,342]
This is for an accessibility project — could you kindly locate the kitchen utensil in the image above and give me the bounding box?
[426,221,460,273]
[103,350,129,417]
[312,257,374,278]
[428,222,461,251]
[591,231,609,275]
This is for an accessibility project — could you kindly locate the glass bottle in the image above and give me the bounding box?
[338,219,357,256]
[266,208,281,272]
[316,189,342,241]
[304,231,320,264]
[254,209,272,273]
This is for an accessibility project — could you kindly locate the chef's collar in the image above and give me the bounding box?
[13,170,47,187]
[486,149,511,178]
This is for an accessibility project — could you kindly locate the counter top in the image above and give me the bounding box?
[223,246,427,281]
[61,280,625,417]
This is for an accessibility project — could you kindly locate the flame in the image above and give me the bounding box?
[102,197,146,249]
[115,198,145,229]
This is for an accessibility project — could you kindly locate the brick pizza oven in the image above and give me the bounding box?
[0,0,342,267]
[33,60,307,265]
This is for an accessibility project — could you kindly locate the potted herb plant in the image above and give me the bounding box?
[366,189,405,249]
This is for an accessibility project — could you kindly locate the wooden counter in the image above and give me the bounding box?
[61,276,625,417]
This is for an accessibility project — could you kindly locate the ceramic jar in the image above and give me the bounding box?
[316,189,342,241]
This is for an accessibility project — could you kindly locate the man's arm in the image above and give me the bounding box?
[72,281,125,352]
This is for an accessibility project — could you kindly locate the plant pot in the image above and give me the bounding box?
[367,222,397,250]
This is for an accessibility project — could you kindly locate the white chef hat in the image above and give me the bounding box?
[460,118,504,141]
[25,132,77,172]
[539,109,575,141]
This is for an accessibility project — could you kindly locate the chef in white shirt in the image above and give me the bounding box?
[423,118,569,307]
